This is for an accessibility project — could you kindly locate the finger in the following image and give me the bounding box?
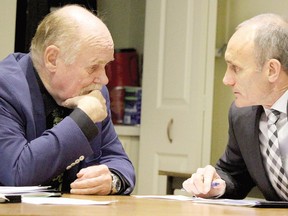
[193,166,219,195]
[183,168,207,196]
[62,97,78,108]
[182,178,198,196]
[62,90,106,108]
[78,165,109,179]
[70,177,111,195]
[71,177,99,189]
[76,168,97,180]
[195,167,205,175]
[70,185,105,195]
[183,167,226,198]
[71,187,97,195]
[87,90,106,104]
[182,173,204,196]
[75,167,88,178]
[192,173,206,194]
[193,168,205,186]
[182,178,195,194]
[89,89,103,98]
[199,165,220,193]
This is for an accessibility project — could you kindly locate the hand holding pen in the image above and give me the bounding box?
[182,165,226,198]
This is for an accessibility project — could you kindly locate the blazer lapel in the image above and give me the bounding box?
[19,55,46,137]
[287,101,288,118]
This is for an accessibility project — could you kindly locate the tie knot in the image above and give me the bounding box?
[267,109,280,125]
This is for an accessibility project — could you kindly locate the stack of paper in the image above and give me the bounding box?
[22,197,116,205]
[0,186,60,203]
[134,195,288,208]
[0,186,52,194]
[0,186,116,205]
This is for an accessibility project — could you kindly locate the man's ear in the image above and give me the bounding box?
[267,58,281,83]
[44,45,60,72]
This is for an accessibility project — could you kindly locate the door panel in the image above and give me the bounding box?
[138,0,217,194]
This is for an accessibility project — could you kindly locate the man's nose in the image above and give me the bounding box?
[94,70,109,86]
[222,70,234,86]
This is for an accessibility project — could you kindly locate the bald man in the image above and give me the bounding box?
[183,13,288,201]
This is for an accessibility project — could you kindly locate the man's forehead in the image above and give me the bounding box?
[226,30,255,57]
[224,50,238,66]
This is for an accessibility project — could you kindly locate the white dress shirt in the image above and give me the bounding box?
[259,90,288,176]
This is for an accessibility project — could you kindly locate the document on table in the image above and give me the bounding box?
[0,186,59,203]
[190,197,261,207]
[134,195,288,208]
[0,186,52,194]
[0,186,116,205]
[190,197,288,208]
[22,197,117,205]
[134,195,194,201]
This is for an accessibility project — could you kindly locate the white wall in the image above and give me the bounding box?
[97,0,145,55]
[0,0,17,60]
[228,0,288,37]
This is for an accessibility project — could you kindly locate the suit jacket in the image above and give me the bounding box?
[216,102,283,201]
[0,53,135,194]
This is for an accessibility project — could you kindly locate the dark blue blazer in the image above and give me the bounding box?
[0,53,135,194]
[216,102,283,201]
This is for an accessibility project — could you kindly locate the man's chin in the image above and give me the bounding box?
[234,100,254,108]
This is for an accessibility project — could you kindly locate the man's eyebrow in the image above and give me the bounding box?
[91,59,115,65]
[225,59,235,65]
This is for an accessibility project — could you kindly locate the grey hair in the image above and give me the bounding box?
[236,13,288,72]
[30,5,104,72]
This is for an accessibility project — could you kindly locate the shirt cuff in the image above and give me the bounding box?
[69,108,98,141]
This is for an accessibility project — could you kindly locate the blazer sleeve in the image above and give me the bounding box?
[0,96,94,186]
[215,102,255,199]
[83,86,136,195]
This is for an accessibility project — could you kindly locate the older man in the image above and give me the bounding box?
[0,5,135,195]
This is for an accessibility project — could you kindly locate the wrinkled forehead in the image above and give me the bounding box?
[83,30,114,50]
[78,16,114,49]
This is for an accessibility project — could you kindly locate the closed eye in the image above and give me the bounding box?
[228,63,241,73]
[88,65,100,74]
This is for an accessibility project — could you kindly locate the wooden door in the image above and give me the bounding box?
[138,0,217,194]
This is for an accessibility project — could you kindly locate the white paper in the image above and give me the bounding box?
[22,197,117,205]
[190,197,258,207]
[134,195,194,201]
[0,186,50,194]
[134,195,261,207]
[0,194,9,202]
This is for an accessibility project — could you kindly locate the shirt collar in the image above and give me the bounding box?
[263,90,288,115]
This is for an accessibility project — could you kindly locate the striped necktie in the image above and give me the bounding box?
[266,109,288,200]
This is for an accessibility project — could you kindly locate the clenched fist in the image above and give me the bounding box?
[62,90,107,123]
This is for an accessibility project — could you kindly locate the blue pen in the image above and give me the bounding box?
[211,182,220,188]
